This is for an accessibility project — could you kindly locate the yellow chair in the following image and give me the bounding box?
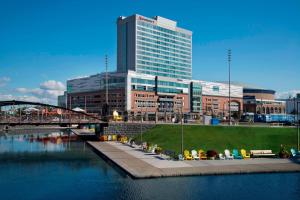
[241,149,251,159]
[184,150,193,160]
[198,149,207,160]
[120,136,128,144]
[112,135,117,141]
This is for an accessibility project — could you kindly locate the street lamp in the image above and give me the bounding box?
[228,49,231,125]
[297,101,299,151]
[140,100,143,143]
[177,99,184,155]
[181,104,183,155]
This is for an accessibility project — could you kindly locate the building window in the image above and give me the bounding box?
[212,86,219,92]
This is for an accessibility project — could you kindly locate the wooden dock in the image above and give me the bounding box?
[87,141,300,179]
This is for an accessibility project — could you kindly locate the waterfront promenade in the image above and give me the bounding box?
[88,141,300,179]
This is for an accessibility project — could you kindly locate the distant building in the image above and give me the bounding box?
[117,14,192,80]
[64,71,201,120]
[200,81,243,119]
[66,72,126,115]
[243,88,285,114]
[57,92,67,108]
[60,14,246,121]
[285,93,300,115]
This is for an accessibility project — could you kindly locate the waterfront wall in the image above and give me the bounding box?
[103,122,155,136]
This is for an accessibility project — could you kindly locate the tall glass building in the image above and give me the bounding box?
[117,14,192,80]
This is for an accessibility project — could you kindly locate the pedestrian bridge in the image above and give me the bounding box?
[0,100,102,126]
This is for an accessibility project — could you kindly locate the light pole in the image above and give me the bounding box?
[181,103,183,155]
[140,100,143,143]
[177,99,184,155]
[297,101,299,151]
[228,49,232,125]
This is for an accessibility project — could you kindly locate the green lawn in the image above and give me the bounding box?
[136,125,297,154]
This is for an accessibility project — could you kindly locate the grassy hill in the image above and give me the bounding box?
[136,125,297,154]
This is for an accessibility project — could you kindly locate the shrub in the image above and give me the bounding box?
[279,144,290,158]
[155,147,163,154]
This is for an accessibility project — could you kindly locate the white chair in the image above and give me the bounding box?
[108,135,112,141]
[191,150,200,160]
[224,149,234,160]
[219,153,226,160]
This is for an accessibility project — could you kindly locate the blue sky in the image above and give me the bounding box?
[0,0,299,104]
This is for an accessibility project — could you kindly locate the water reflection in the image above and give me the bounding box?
[0,132,78,153]
[0,132,299,200]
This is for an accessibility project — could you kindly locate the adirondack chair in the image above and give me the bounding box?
[224,149,234,160]
[233,149,243,159]
[191,150,200,160]
[184,150,193,160]
[198,149,207,160]
[241,149,251,159]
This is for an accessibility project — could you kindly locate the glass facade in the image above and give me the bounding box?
[136,20,192,80]
[121,24,128,71]
[191,82,202,113]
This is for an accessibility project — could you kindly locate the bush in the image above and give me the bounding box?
[279,144,290,158]
[155,147,163,154]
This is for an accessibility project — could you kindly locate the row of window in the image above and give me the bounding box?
[137,45,191,60]
[192,90,201,96]
[137,40,191,56]
[134,93,155,98]
[136,69,191,80]
[157,80,189,88]
[136,60,192,76]
[131,78,155,85]
[132,84,155,92]
[212,86,220,92]
[136,50,191,65]
[137,36,191,52]
[157,87,184,94]
[137,21,191,40]
[137,54,191,69]
[137,28,191,48]
[136,65,191,79]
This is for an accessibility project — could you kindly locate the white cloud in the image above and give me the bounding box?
[0,94,56,105]
[0,94,14,100]
[0,77,10,87]
[16,88,44,96]
[40,80,66,91]
[276,90,300,99]
[15,88,28,93]
[9,80,66,105]
[45,90,64,97]
[0,93,54,104]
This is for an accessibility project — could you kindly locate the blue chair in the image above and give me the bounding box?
[233,149,243,159]
[178,154,184,161]
[290,148,300,157]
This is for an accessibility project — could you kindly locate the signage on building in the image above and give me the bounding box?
[138,16,154,24]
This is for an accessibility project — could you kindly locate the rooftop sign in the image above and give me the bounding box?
[138,16,155,24]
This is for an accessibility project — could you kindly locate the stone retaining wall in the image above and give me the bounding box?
[103,122,155,136]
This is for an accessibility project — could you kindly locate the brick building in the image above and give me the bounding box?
[243,88,285,114]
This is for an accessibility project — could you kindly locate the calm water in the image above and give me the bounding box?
[0,131,300,200]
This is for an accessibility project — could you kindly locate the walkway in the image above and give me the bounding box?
[88,141,300,179]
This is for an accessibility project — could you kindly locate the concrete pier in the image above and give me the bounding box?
[87,141,300,179]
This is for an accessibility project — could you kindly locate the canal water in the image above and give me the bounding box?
[0,131,300,200]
